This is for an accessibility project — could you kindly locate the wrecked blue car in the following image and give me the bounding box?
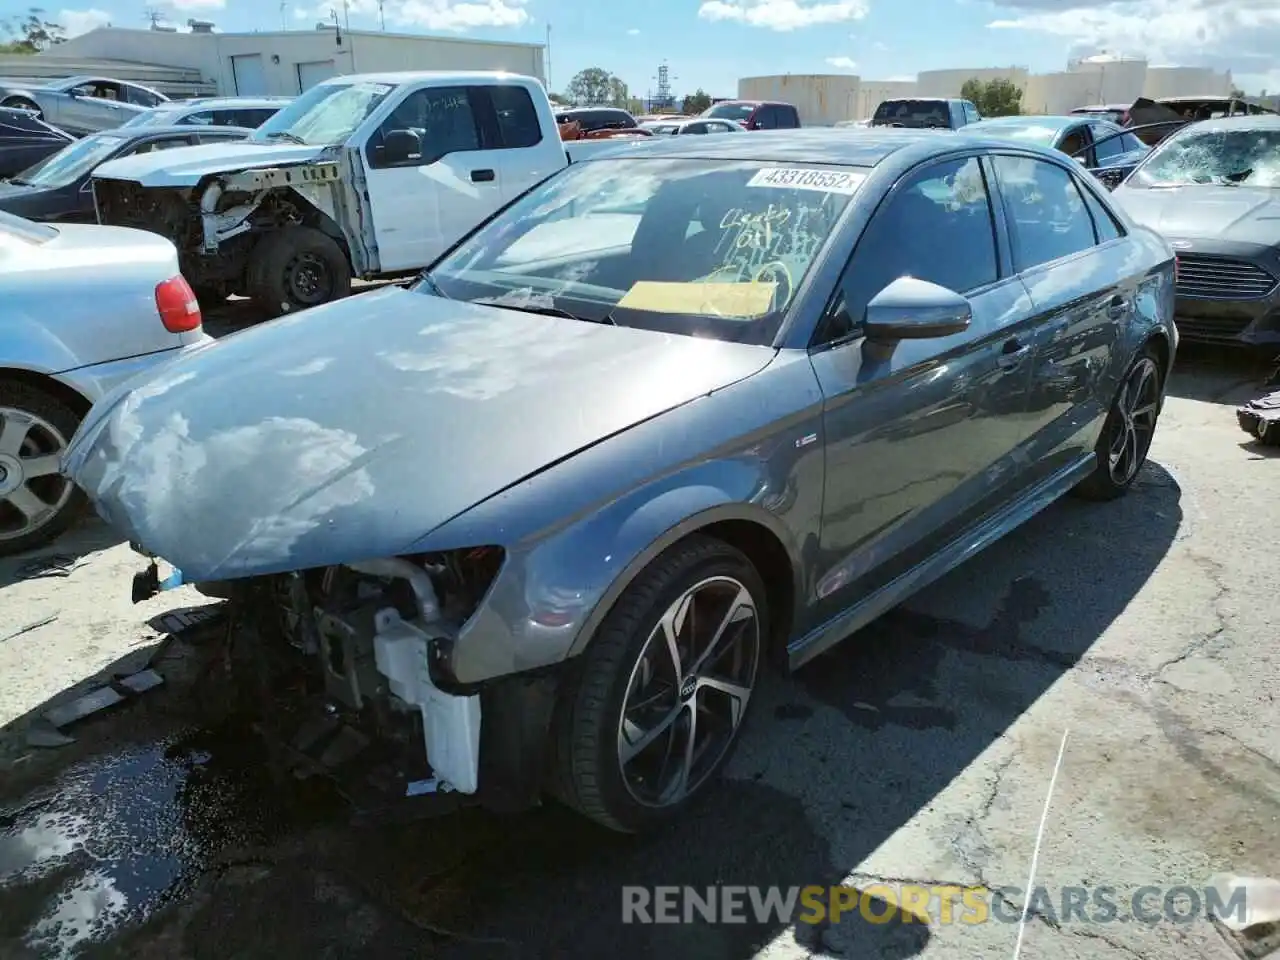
[64,131,1176,831]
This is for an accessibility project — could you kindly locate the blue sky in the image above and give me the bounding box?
[6,0,1279,96]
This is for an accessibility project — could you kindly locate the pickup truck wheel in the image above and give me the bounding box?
[247,226,351,318]
[548,535,766,832]
[0,381,88,557]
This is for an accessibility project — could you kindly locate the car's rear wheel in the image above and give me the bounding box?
[3,97,42,118]
[247,226,351,318]
[549,535,766,832]
[0,381,87,556]
[1074,344,1163,501]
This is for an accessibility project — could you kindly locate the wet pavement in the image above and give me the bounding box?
[1,345,1278,959]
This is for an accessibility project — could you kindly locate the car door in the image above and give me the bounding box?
[988,153,1130,481]
[682,121,710,135]
[362,84,502,273]
[480,84,566,201]
[78,82,130,132]
[807,153,1041,619]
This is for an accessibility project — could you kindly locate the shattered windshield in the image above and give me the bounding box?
[251,80,392,146]
[1130,128,1280,187]
[422,158,863,346]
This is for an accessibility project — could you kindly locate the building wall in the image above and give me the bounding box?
[738,74,860,125]
[916,66,1029,98]
[1022,71,1096,115]
[50,27,545,97]
[854,79,917,120]
[1067,56,1147,105]
[1143,66,1232,99]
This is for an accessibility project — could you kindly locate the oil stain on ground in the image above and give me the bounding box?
[0,721,337,958]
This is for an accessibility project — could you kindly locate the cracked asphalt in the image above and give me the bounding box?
[0,327,1277,960]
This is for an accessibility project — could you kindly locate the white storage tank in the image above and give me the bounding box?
[737,74,861,126]
[1143,66,1231,99]
[1067,54,1147,105]
[1023,71,1097,115]
[855,79,918,120]
[916,66,1028,98]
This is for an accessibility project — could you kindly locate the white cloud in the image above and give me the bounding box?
[698,0,868,31]
[872,40,887,49]
[163,0,226,10]
[57,7,110,35]
[393,0,528,30]
[825,56,857,70]
[984,0,1280,90]
[627,27,639,34]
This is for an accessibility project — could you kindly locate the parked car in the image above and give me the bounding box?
[0,76,168,135]
[0,124,253,223]
[90,72,648,316]
[966,115,1150,189]
[554,106,643,136]
[1111,115,1280,346]
[65,129,1176,832]
[639,117,744,135]
[0,106,73,177]
[120,96,292,130]
[869,98,981,130]
[700,100,801,129]
[1070,104,1132,125]
[0,211,209,555]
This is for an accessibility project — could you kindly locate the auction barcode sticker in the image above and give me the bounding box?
[746,167,866,195]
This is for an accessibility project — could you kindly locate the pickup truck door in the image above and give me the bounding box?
[361,85,507,273]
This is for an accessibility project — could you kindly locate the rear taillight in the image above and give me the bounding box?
[154,275,201,333]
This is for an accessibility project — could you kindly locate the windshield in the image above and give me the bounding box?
[0,209,56,244]
[872,100,949,128]
[251,80,392,146]
[14,133,125,188]
[120,108,179,128]
[702,103,755,122]
[973,119,1061,146]
[1131,128,1280,187]
[423,158,864,345]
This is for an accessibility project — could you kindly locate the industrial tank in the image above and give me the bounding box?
[1143,66,1231,99]
[1023,71,1096,115]
[737,74,860,125]
[1067,55,1147,105]
[916,66,1028,98]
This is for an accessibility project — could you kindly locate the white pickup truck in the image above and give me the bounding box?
[89,71,641,315]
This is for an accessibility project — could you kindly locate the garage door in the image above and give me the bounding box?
[230,54,267,96]
[297,60,337,92]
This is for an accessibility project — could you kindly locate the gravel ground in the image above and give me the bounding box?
[0,335,1276,960]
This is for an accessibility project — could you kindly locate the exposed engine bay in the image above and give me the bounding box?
[148,546,560,818]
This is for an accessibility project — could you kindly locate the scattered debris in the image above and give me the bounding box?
[1,614,58,643]
[42,669,164,728]
[24,720,75,749]
[11,553,83,581]
[149,604,227,638]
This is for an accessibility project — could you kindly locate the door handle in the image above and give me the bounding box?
[997,338,1032,369]
[1107,295,1128,318]
[470,168,495,183]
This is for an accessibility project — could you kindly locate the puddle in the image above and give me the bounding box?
[0,722,335,958]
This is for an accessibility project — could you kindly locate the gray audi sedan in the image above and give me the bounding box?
[63,130,1176,833]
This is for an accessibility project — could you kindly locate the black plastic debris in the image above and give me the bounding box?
[149,603,228,638]
[12,553,82,582]
[26,669,165,749]
[0,614,58,644]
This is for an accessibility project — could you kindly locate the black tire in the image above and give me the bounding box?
[548,534,767,832]
[1074,343,1164,501]
[3,97,42,119]
[0,380,88,557]
[246,226,351,318]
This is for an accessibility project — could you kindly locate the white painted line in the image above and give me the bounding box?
[1012,728,1070,960]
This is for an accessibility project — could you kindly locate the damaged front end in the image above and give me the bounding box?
[140,546,561,819]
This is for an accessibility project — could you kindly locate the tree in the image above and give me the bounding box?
[961,76,1023,117]
[1,7,65,53]
[682,88,712,115]
[1229,86,1246,99]
[566,67,629,108]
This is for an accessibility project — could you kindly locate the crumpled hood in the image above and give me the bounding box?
[1112,184,1280,245]
[64,287,776,581]
[91,140,327,188]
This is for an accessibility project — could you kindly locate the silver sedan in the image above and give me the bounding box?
[0,211,212,555]
[0,76,167,135]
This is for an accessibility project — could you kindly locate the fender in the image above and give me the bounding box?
[0,314,83,376]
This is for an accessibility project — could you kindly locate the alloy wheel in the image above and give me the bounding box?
[1108,357,1160,486]
[616,575,760,808]
[0,407,74,544]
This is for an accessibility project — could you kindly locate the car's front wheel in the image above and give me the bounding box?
[1074,344,1163,501]
[549,535,766,832]
[0,381,87,556]
[247,226,352,318]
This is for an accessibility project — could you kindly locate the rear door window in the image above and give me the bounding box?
[1090,124,1127,162]
[487,85,542,148]
[872,99,950,128]
[775,105,800,128]
[994,155,1097,270]
[756,106,778,129]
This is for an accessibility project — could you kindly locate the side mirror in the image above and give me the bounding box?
[863,276,972,341]
[382,128,422,165]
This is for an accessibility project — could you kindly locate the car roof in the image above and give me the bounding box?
[578,127,1060,166]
